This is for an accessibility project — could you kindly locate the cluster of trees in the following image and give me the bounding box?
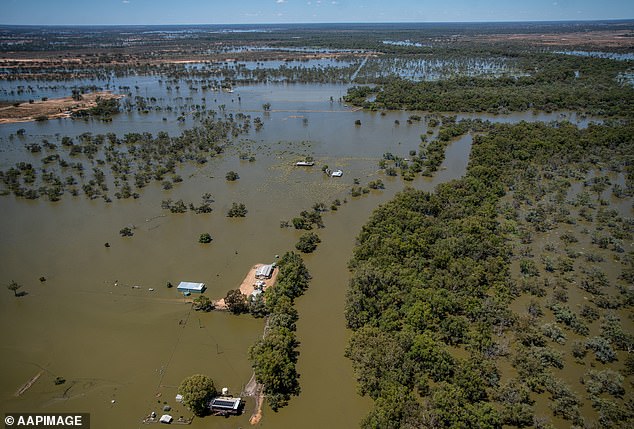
[70,96,120,120]
[249,252,310,411]
[161,193,215,214]
[288,206,325,230]
[374,118,493,182]
[0,113,254,202]
[345,120,634,428]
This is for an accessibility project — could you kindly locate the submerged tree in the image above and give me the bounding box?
[178,374,217,417]
[7,280,22,297]
[227,202,247,217]
[119,226,134,237]
[198,233,212,244]
[193,295,214,312]
[295,232,321,253]
[225,171,240,181]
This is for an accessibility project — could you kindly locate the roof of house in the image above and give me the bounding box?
[210,396,242,411]
[255,264,274,277]
[177,282,206,291]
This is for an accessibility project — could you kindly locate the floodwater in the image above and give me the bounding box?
[357,56,524,81]
[0,77,593,428]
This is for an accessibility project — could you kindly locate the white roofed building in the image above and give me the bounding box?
[177,281,206,293]
[255,264,274,279]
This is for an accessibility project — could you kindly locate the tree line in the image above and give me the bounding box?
[249,252,311,411]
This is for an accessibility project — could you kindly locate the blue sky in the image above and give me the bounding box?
[2,0,633,25]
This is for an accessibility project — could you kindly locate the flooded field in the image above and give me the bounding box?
[0,72,615,429]
[356,56,524,81]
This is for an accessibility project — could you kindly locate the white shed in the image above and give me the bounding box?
[177,282,206,293]
[255,265,274,279]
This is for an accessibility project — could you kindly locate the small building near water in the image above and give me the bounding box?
[255,264,274,279]
[159,414,173,424]
[210,396,243,415]
[177,282,206,293]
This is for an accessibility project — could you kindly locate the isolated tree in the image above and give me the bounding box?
[7,280,21,297]
[178,374,217,417]
[198,233,212,244]
[225,171,239,181]
[119,227,134,237]
[227,202,247,217]
[225,289,248,314]
[192,295,214,312]
[295,232,321,253]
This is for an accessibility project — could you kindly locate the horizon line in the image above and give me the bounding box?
[1,18,634,27]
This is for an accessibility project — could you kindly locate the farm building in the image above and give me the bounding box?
[255,264,274,279]
[210,396,243,415]
[176,282,206,293]
[159,414,173,424]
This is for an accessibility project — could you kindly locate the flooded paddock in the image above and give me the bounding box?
[0,74,609,428]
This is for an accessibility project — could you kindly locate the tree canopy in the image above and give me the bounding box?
[177,374,217,417]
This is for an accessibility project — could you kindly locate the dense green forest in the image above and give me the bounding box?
[345,120,633,428]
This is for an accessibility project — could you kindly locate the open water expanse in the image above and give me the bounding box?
[0,73,601,428]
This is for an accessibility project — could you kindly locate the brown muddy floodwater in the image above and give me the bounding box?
[0,81,589,428]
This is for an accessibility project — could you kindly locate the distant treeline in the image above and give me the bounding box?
[345,53,634,117]
[2,21,633,53]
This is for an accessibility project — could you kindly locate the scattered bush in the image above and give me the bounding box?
[119,226,134,237]
[225,171,239,181]
[198,233,212,244]
[227,202,247,217]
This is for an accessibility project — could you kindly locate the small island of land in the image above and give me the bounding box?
[0,91,123,124]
